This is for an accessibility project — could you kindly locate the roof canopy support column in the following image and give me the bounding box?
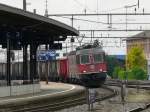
[45,44,49,84]
[7,38,11,86]
[23,44,28,84]
[30,43,38,84]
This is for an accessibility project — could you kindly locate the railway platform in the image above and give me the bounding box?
[0,82,85,112]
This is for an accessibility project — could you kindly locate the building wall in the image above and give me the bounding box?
[127,38,150,59]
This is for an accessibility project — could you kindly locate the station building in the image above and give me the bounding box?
[126,31,150,79]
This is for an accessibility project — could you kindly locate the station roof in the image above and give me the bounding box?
[126,31,150,41]
[0,3,79,44]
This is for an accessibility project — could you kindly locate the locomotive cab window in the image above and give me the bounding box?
[93,54,103,62]
[80,55,90,64]
[76,55,80,64]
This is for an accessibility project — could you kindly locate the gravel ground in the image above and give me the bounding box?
[55,86,150,112]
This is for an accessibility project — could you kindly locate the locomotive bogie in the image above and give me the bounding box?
[80,72,106,88]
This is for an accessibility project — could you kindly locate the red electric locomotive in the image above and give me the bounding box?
[68,44,107,88]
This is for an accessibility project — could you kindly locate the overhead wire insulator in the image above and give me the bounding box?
[135,8,136,14]
[143,8,145,14]
[107,14,109,24]
[84,8,87,14]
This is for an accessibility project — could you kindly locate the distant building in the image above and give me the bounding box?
[126,31,150,79]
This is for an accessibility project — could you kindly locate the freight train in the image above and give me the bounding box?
[39,44,107,88]
[0,44,107,88]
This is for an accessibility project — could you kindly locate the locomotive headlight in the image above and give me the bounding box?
[99,69,103,72]
[83,70,86,73]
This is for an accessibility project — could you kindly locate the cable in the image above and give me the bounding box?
[73,0,97,13]
[73,0,84,7]
[101,6,126,13]
[73,0,128,13]
[53,15,150,25]
[55,16,107,24]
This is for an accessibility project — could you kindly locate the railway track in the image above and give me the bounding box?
[129,103,150,112]
[5,79,150,112]
[105,79,150,89]
[52,79,150,112]
[105,79,150,112]
[6,86,117,112]
[10,97,86,112]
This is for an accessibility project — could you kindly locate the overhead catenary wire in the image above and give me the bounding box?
[53,16,106,24]
[73,0,97,13]
[72,0,134,13]
[48,0,144,51]
[63,42,126,48]
[64,37,150,47]
[51,15,150,25]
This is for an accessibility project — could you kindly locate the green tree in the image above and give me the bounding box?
[126,46,147,80]
[127,46,147,70]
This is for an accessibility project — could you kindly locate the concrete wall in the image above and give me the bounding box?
[0,84,41,97]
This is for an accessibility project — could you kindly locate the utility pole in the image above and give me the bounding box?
[44,0,49,84]
[23,0,26,11]
[44,0,48,17]
[124,4,138,31]
[138,0,140,8]
[71,15,74,51]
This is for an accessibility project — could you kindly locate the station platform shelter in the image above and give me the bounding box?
[0,3,78,97]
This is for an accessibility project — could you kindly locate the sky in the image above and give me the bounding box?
[0,0,150,55]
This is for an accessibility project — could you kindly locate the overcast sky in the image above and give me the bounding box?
[1,0,149,14]
[0,0,150,55]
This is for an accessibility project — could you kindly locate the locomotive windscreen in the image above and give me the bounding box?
[93,54,103,63]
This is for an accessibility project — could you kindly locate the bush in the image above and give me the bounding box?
[118,70,127,80]
[106,55,125,78]
[113,67,125,79]
[128,67,147,80]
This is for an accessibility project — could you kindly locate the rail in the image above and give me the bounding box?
[129,103,150,112]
